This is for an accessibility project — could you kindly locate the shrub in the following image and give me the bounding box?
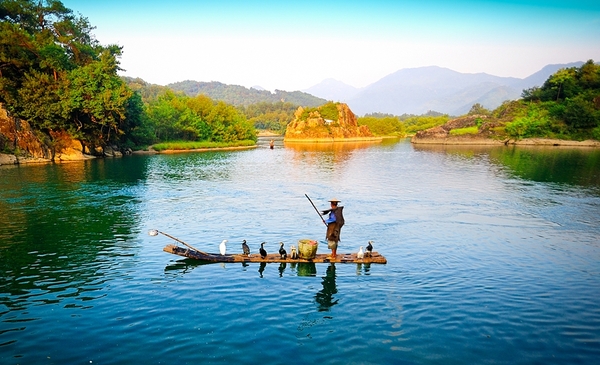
[449,126,478,135]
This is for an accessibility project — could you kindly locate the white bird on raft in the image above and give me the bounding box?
[357,246,364,259]
[219,239,228,255]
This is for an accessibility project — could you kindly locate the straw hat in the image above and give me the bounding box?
[328,198,341,203]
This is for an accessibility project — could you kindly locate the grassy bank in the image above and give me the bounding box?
[152,140,256,152]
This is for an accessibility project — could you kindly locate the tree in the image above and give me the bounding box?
[467,103,490,116]
[0,0,137,151]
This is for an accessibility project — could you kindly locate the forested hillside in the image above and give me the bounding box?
[168,80,327,107]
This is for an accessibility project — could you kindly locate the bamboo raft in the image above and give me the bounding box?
[163,244,387,264]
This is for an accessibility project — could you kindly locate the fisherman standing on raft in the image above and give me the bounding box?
[322,198,344,258]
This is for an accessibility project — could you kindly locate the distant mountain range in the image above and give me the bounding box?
[158,62,585,116]
[304,62,585,115]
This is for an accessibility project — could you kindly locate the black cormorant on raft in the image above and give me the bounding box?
[150,229,387,264]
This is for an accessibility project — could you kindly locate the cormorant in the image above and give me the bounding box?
[259,242,267,259]
[242,240,250,256]
[366,240,373,257]
[279,242,287,260]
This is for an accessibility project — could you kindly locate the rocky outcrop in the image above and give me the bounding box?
[0,104,113,165]
[411,114,600,147]
[284,103,375,141]
[0,105,52,164]
[411,115,506,145]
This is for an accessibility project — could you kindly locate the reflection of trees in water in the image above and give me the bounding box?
[413,144,600,188]
[315,264,338,312]
[0,157,149,312]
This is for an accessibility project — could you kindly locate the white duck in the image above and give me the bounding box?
[219,239,228,255]
[357,246,364,259]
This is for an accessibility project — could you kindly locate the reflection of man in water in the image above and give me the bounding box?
[315,264,338,311]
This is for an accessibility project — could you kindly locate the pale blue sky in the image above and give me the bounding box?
[62,0,600,91]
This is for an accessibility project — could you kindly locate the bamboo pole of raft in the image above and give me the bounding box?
[152,230,209,255]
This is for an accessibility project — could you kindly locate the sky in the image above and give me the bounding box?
[61,0,600,91]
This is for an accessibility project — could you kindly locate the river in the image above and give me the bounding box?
[1,137,599,364]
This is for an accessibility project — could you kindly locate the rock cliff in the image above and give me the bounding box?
[284,102,374,141]
[0,104,102,165]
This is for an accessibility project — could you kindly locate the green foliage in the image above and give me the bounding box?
[468,103,491,116]
[358,116,405,136]
[299,102,339,122]
[593,127,600,141]
[403,115,450,134]
[318,102,339,121]
[144,91,256,144]
[504,103,554,139]
[0,0,136,149]
[449,126,479,135]
[241,101,297,133]
[513,60,600,139]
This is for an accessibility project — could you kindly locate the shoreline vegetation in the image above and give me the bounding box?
[411,137,600,147]
[150,140,256,152]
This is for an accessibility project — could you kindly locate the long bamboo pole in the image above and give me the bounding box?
[305,194,327,226]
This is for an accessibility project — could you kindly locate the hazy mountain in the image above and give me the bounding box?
[512,62,584,91]
[305,62,585,116]
[303,78,361,101]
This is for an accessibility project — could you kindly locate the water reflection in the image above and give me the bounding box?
[356,263,371,275]
[0,157,147,313]
[278,262,286,277]
[315,264,338,312]
[285,141,380,168]
[413,144,600,188]
[258,262,266,278]
[164,259,212,276]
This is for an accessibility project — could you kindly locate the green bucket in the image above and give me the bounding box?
[298,239,318,259]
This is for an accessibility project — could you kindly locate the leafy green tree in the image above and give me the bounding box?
[358,116,405,136]
[66,49,132,144]
[1,0,137,151]
[467,103,490,115]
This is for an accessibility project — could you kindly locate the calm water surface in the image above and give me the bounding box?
[1,138,599,364]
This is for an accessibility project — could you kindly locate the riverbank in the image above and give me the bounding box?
[147,145,257,154]
[0,145,259,165]
[411,136,600,147]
